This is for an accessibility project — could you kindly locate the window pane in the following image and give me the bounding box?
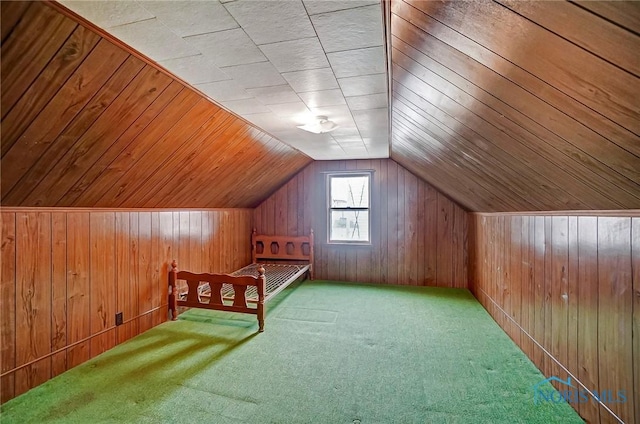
[330,211,369,242]
[330,176,369,208]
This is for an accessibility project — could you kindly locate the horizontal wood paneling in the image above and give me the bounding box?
[254,159,467,287]
[0,208,252,403]
[469,213,640,424]
[390,0,640,212]
[0,2,311,209]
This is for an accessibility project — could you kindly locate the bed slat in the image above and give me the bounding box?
[232,285,247,308]
[210,283,223,305]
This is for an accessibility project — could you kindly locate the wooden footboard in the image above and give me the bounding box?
[168,260,268,332]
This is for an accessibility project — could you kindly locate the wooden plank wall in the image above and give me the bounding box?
[0,1,311,209]
[469,212,639,424]
[390,0,640,212]
[254,159,467,287]
[0,208,252,403]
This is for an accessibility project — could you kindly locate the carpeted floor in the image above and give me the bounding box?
[1,281,583,423]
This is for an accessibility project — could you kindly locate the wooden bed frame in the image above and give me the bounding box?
[168,229,314,332]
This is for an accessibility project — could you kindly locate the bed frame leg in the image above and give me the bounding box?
[258,312,265,333]
[169,260,179,321]
[257,265,266,332]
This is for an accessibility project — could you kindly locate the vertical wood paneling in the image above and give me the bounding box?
[542,217,553,378]
[254,159,468,287]
[567,217,579,393]
[137,212,153,333]
[66,212,90,368]
[577,216,600,423]
[550,216,568,384]
[115,212,133,344]
[521,216,533,359]
[51,213,67,377]
[0,213,16,403]
[0,207,253,403]
[508,215,522,346]
[387,160,399,284]
[436,193,454,287]
[15,212,51,396]
[89,213,116,357]
[632,217,639,424]
[597,218,633,423]
[470,213,639,424]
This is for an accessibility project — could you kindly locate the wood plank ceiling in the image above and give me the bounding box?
[0,1,312,208]
[389,0,640,212]
[1,1,639,212]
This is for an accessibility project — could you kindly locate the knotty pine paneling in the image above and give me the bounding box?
[0,2,311,209]
[254,159,467,287]
[469,212,640,424]
[390,0,640,212]
[0,208,252,404]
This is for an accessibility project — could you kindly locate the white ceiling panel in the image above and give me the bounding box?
[186,29,267,68]
[282,68,340,93]
[158,55,230,85]
[303,1,380,16]
[309,104,357,128]
[195,80,251,102]
[139,1,238,37]
[353,108,389,138]
[328,46,386,78]
[298,89,347,108]
[246,85,302,105]
[240,112,294,133]
[108,18,200,62]
[346,93,388,111]
[338,73,387,97]
[365,144,390,158]
[62,1,153,29]
[330,126,363,138]
[259,38,330,73]
[221,98,271,115]
[224,1,315,45]
[60,0,390,160]
[311,5,383,53]
[220,62,286,89]
[267,102,312,120]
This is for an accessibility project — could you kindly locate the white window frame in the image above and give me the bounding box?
[326,171,372,245]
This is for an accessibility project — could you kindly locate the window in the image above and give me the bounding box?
[327,172,371,244]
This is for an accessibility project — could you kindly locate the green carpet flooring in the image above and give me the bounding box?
[1,281,583,423]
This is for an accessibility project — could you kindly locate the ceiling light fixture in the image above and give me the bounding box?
[297,115,339,134]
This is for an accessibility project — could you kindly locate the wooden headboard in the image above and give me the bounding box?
[251,229,314,276]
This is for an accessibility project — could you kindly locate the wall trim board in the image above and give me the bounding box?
[475,287,624,424]
[471,210,640,217]
[0,207,254,213]
[0,304,167,379]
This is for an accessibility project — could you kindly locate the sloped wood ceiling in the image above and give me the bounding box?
[1,2,312,208]
[390,0,640,212]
